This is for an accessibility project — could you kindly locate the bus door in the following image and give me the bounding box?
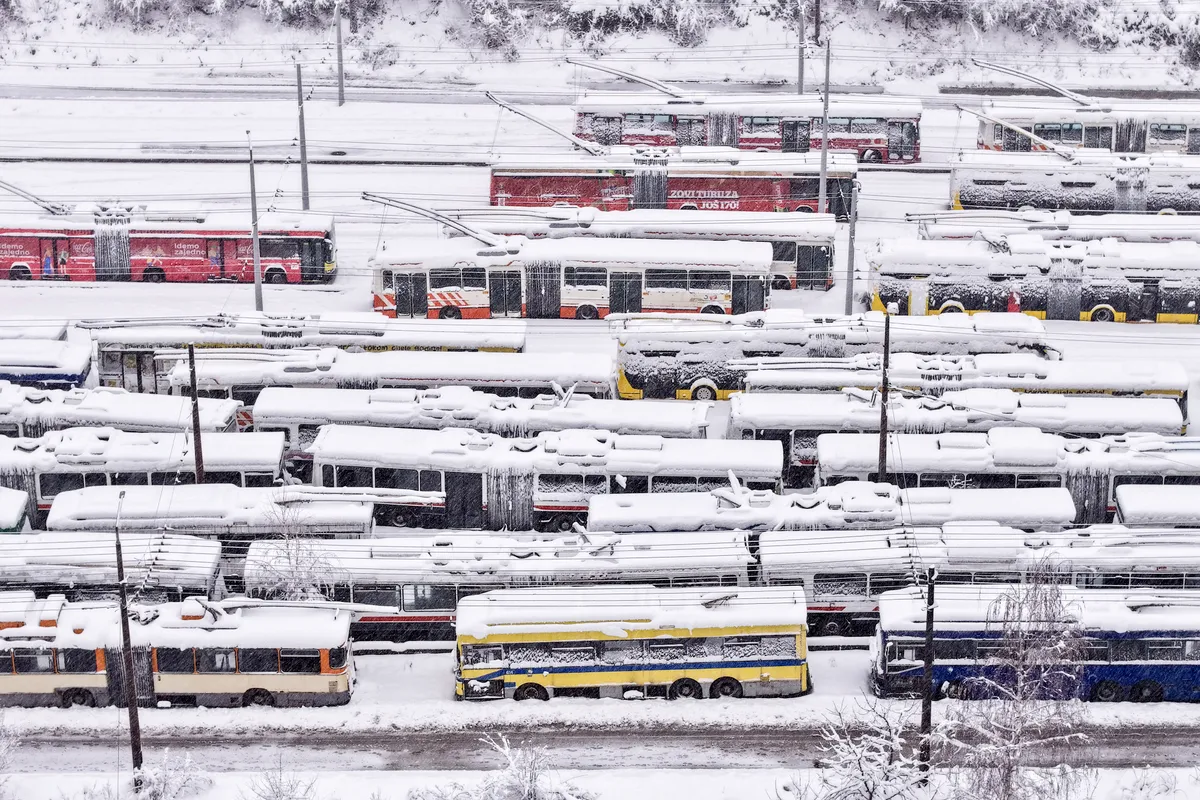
[489,270,522,317]
[592,116,623,146]
[444,472,484,529]
[524,263,561,318]
[1085,126,1114,150]
[206,239,226,279]
[732,275,766,314]
[1135,282,1160,322]
[299,239,322,283]
[119,350,159,393]
[796,244,832,290]
[392,273,429,318]
[1002,127,1032,151]
[676,117,706,147]
[610,272,643,314]
[782,120,810,153]
[887,121,918,161]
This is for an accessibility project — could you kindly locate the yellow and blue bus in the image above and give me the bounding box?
[454,585,809,701]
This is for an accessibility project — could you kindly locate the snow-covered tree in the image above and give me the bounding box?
[408,735,596,800]
[245,504,345,601]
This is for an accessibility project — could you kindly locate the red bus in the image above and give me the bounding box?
[490,149,859,220]
[0,209,337,284]
[573,93,922,163]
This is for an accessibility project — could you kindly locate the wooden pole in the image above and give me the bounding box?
[296,64,311,211]
[248,131,263,312]
[114,490,145,791]
[876,311,890,482]
[817,42,831,214]
[919,566,937,781]
[187,344,205,484]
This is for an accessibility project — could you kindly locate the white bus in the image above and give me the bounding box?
[911,209,1200,243]
[0,593,353,708]
[83,312,527,395]
[613,310,1059,401]
[585,481,1077,534]
[816,427,1200,524]
[0,531,222,601]
[243,531,753,641]
[976,99,1200,154]
[0,428,286,526]
[1113,484,1200,527]
[0,487,26,532]
[0,381,239,438]
[370,235,773,321]
[308,425,783,532]
[253,385,711,477]
[731,388,1186,486]
[0,340,92,390]
[439,206,838,290]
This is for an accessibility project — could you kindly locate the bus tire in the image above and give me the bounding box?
[820,618,847,636]
[439,306,463,320]
[1090,680,1124,702]
[513,683,549,702]
[709,678,743,699]
[700,305,724,315]
[668,678,703,700]
[265,269,288,285]
[861,149,882,163]
[938,303,964,314]
[1090,306,1116,323]
[8,265,30,280]
[61,689,95,708]
[243,689,276,707]
[771,276,793,291]
[575,305,599,321]
[794,206,814,213]
[384,506,413,528]
[143,268,166,283]
[690,381,718,402]
[1130,680,1164,703]
[549,514,578,533]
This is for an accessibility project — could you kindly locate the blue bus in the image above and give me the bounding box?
[872,585,1200,703]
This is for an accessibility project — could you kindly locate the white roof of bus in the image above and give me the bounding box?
[243,531,752,589]
[0,487,26,528]
[308,425,782,477]
[0,321,68,341]
[817,428,1200,476]
[574,91,922,117]
[0,209,333,235]
[584,482,1076,532]
[167,348,614,392]
[252,386,709,439]
[0,428,283,474]
[1114,484,1200,526]
[46,484,372,531]
[0,531,220,588]
[759,525,951,575]
[492,147,859,174]
[0,341,92,374]
[730,388,1184,437]
[871,236,1200,273]
[455,585,807,638]
[0,382,239,432]
[952,150,1200,170]
[86,313,527,352]
[918,210,1200,243]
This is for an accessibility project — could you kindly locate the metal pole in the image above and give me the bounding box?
[247,131,264,313]
[877,311,890,482]
[843,180,858,314]
[813,0,821,43]
[817,42,831,214]
[296,64,310,212]
[919,566,937,781]
[336,1,346,107]
[114,490,144,791]
[187,344,205,484]
[796,2,805,95]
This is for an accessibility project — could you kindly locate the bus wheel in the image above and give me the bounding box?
[771,276,793,291]
[243,689,276,707]
[938,304,963,314]
[384,506,412,528]
[1090,306,1116,323]
[265,269,288,285]
[668,678,703,700]
[821,618,846,636]
[861,150,882,163]
[439,306,463,320]
[690,382,718,402]
[1090,680,1125,703]
[514,683,549,702]
[700,305,724,315]
[709,678,743,699]
[575,305,599,321]
[1130,680,1164,703]
[61,689,95,708]
[8,266,30,280]
[142,268,166,283]
[550,514,577,533]
[794,206,814,213]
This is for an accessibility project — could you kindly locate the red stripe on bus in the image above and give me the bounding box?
[358,615,455,623]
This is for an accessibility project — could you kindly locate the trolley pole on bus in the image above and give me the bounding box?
[796,1,805,94]
[843,180,859,314]
[876,310,890,483]
[919,565,937,782]
[113,490,145,791]
[296,64,311,211]
[187,344,205,484]
[336,1,346,106]
[817,42,831,214]
[247,131,264,312]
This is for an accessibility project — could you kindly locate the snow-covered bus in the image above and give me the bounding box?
[0,593,353,708]
[949,151,1200,213]
[0,428,286,526]
[0,382,239,438]
[613,310,1059,401]
[1112,484,1200,527]
[816,428,1200,524]
[84,313,527,395]
[976,99,1200,155]
[869,236,1200,323]
[912,209,1200,243]
[0,341,92,390]
[370,236,773,321]
[308,425,783,532]
[0,488,26,532]
[439,206,838,290]
[732,388,1186,485]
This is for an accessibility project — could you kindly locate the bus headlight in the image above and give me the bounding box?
[325,261,336,273]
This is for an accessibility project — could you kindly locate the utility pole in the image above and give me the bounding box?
[113,490,144,791]
[296,64,311,211]
[817,42,831,214]
[813,0,821,43]
[187,344,205,485]
[247,131,264,313]
[918,565,937,782]
[843,180,859,314]
[796,1,805,95]
[336,1,346,106]
[876,310,890,483]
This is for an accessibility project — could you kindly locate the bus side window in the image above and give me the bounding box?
[280,649,322,674]
[420,470,443,493]
[155,648,196,674]
[403,584,457,611]
[610,475,649,494]
[198,648,237,673]
[38,472,84,499]
[376,467,419,491]
[320,464,334,487]
[13,650,54,674]
[334,465,373,489]
[244,472,275,488]
[1016,474,1061,488]
[57,649,98,673]
[151,471,196,486]
[112,472,149,486]
[813,572,868,597]
[231,387,262,407]
[203,471,240,485]
[237,648,280,673]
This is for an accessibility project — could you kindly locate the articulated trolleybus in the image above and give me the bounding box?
[455,585,810,701]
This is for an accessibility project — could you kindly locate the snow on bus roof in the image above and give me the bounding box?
[759,525,950,575]
[0,209,333,234]
[0,428,284,474]
[574,91,922,117]
[85,313,528,352]
[0,341,92,374]
[0,321,68,341]
[730,388,1184,437]
[308,425,782,477]
[0,382,239,432]
[878,585,1200,634]
[871,236,1200,273]
[492,148,859,174]
[252,386,710,438]
[46,484,372,531]
[919,210,1200,243]
[0,531,220,588]
[0,487,26,528]
[243,531,752,589]
[953,151,1200,171]
[1114,484,1200,526]
[455,585,807,639]
[166,348,615,392]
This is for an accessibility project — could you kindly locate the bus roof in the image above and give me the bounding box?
[252,386,710,439]
[492,147,860,176]
[0,531,220,591]
[0,209,334,236]
[952,150,1200,171]
[0,321,69,341]
[1114,484,1200,526]
[730,388,1184,438]
[574,91,923,117]
[0,341,92,376]
[916,210,1200,243]
[871,236,1200,274]
[455,585,807,639]
[0,428,284,474]
[0,382,240,433]
[309,425,782,479]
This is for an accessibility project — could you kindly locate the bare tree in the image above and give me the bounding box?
[247,504,345,601]
[241,756,319,800]
[408,735,597,800]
